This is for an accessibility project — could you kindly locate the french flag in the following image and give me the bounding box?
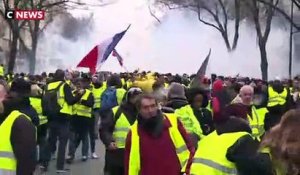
[77,25,130,74]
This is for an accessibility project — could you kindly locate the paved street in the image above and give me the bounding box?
[35,140,106,175]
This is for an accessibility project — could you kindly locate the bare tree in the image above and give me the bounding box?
[156,0,241,51]
[18,0,72,74]
[0,0,28,73]
[248,0,279,81]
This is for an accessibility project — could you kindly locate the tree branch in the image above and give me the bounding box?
[148,4,161,23]
[292,0,300,9]
[19,35,30,52]
[257,0,300,30]
[251,0,263,39]
[41,0,69,9]
[263,0,279,42]
[196,2,222,32]
[232,0,240,50]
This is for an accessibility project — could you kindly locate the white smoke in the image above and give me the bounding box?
[37,0,292,80]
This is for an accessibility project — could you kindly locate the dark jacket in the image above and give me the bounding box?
[100,102,138,167]
[264,107,285,132]
[49,81,82,123]
[216,117,273,175]
[0,96,37,175]
[124,113,195,175]
[164,97,189,110]
[192,108,214,135]
[71,89,94,131]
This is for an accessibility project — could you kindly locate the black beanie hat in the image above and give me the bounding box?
[10,78,31,96]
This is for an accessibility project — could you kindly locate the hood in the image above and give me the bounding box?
[215,117,252,135]
[165,98,188,110]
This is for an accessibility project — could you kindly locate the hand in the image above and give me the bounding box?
[79,89,85,94]
[108,142,117,150]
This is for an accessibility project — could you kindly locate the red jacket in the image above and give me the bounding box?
[124,116,195,175]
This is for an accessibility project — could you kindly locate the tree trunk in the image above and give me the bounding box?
[7,23,19,73]
[29,21,40,74]
[221,32,232,51]
[232,0,240,50]
[259,41,268,81]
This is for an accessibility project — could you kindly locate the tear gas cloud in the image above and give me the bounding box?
[37,0,295,80]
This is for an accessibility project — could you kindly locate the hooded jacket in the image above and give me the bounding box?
[215,116,273,175]
[99,89,140,167]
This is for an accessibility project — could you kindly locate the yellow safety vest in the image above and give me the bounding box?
[121,78,126,88]
[47,81,73,115]
[92,86,106,109]
[126,81,133,89]
[267,87,287,107]
[175,105,204,138]
[112,106,133,148]
[128,114,191,175]
[29,97,48,125]
[190,131,250,175]
[74,89,92,118]
[248,106,268,139]
[0,66,4,76]
[116,88,126,105]
[0,110,32,174]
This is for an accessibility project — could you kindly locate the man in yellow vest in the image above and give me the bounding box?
[90,75,105,159]
[239,85,268,140]
[124,94,195,175]
[29,83,49,171]
[100,87,142,175]
[267,79,290,110]
[189,104,273,175]
[44,69,82,173]
[67,77,94,163]
[0,80,37,175]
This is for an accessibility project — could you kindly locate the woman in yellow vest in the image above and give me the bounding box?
[174,86,213,147]
[261,109,300,175]
[189,104,273,175]
[124,94,194,175]
[100,87,142,175]
[67,77,94,163]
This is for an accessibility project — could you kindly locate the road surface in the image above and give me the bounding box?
[35,140,106,175]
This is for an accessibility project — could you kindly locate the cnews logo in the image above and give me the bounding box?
[5,10,45,20]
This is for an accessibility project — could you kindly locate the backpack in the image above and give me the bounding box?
[100,87,118,111]
[42,82,64,116]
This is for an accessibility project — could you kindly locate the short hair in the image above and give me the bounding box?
[136,93,158,110]
[239,85,254,95]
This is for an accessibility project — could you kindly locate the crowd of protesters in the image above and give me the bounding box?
[1,67,300,175]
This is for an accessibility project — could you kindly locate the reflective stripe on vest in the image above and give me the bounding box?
[74,89,92,118]
[29,97,48,125]
[175,105,204,138]
[112,106,132,148]
[267,87,287,107]
[129,114,191,175]
[248,106,268,138]
[190,131,250,175]
[192,158,237,174]
[0,110,31,173]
